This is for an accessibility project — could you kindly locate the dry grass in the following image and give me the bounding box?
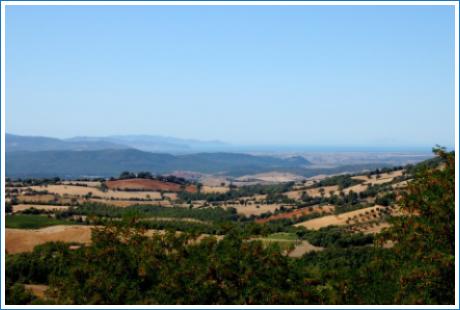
[106,178,197,193]
[285,185,340,200]
[351,170,404,185]
[201,185,229,194]
[225,203,295,217]
[61,181,102,187]
[6,226,221,254]
[256,204,335,223]
[341,183,369,194]
[6,225,94,254]
[12,204,70,213]
[294,205,397,230]
[355,222,391,234]
[29,185,163,200]
[288,241,323,257]
[236,172,305,183]
[17,194,56,203]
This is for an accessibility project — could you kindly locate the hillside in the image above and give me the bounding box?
[6,134,128,152]
[6,149,312,178]
[5,149,454,305]
[7,133,228,154]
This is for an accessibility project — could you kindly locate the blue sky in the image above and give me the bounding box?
[6,5,455,148]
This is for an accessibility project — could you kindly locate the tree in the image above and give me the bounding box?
[119,171,136,179]
[319,188,325,199]
[99,183,108,193]
[377,147,455,304]
[137,171,153,179]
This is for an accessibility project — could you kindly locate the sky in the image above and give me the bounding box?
[6,5,455,148]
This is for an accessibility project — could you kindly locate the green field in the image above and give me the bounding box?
[266,232,298,240]
[5,214,77,229]
[255,232,300,251]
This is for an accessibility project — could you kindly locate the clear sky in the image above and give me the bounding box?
[6,5,455,148]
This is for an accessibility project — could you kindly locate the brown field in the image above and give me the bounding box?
[106,178,197,193]
[6,225,94,254]
[201,185,229,194]
[351,170,404,185]
[17,194,56,203]
[29,185,163,200]
[341,183,369,194]
[292,180,316,190]
[226,203,296,217]
[198,175,228,187]
[256,204,335,224]
[12,204,70,213]
[6,225,221,254]
[354,222,391,234]
[235,172,305,183]
[284,170,406,199]
[294,205,393,230]
[61,181,102,187]
[16,195,160,208]
[285,185,340,200]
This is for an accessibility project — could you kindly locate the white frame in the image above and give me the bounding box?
[1,1,458,309]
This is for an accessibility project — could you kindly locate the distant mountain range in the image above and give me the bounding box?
[6,133,314,178]
[6,133,228,153]
[6,149,311,178]
[5,133,432,179]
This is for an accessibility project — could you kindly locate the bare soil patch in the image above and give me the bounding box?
[106,178,197,193]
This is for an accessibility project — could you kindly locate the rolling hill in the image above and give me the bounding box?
[6,149,312,178]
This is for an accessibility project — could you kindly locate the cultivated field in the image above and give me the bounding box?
[12,204,70,213]
[29,184,163,200]
[6,225,94,254]
[226,203,296,217]
[256,204,335,223]
[294,205,399,230]
[106,178,197,192]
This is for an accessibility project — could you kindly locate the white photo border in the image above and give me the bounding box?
[0,1,458,309]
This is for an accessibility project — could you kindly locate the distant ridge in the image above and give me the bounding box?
[6,133,128,152]
[7,133,229,154]
[6,149,312,179]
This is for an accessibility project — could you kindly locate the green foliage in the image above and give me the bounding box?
[5,148,454,305]
[375,192,396,206]
[5,214,77,229]
[39,226,321,304]
[377,147,455,304]
[6,201,13,213]
[179,182,295,203]
[316,174,363,189]
[6,283,37,305]
[300,226,374,248]
[65,203,239,223]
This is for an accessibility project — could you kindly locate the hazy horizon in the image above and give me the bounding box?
[6,5,455,147]
[6,131,442,153]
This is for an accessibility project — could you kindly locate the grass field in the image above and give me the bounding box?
[5,214,77,229]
